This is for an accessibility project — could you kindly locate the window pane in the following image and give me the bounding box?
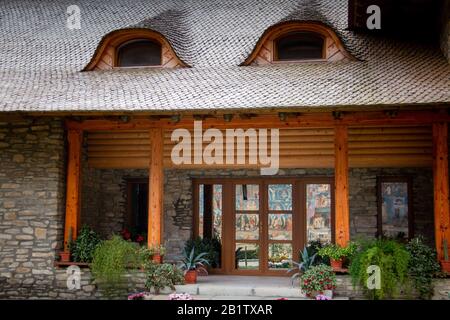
[235,243,259,270]
[213,185,223,239]
[198,184,223,239]
[199,184,204,237]
[268,184,292,210]
[268,213,292,240]
[381,182,409,238]
[268,243,292,269]
[117,39,161,67]
[236,214,259,240]
[276,32,324,60]
[235,184,259,211]
[306,184,332,243]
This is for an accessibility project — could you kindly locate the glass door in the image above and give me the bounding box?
[234,183,261,272]
[266,183,294,271]
[232,181,296,274]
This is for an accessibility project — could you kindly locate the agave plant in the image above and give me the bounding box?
[288,246,317,287]
[180,247,210,275]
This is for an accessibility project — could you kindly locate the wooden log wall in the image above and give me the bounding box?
[86,125,433,169]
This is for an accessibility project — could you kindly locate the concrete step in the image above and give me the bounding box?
[174,284,306,298]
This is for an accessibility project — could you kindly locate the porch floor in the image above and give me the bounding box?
[163,275,348,300]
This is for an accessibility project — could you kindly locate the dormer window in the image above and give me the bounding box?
[84,29,187,71]
[274,32,324,61]
[117,39,162,67]
[242,22,355,66]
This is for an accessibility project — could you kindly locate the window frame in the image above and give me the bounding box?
[376,176,414,239]
[115,38,163,68]
[273,31,326,63]
[125,178,149,232]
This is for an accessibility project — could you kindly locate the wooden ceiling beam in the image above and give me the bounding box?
[66,110,450,131]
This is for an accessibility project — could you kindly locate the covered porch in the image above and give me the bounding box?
[61,109,450,272]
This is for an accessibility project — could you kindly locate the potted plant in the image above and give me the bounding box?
[149,244,166,264]
[70,225,102,263]
[59,251,71,263]
[300,264,336,298]
[318,243,355,271]
[180,248,209,284]
[288,245,317,287]
[440,239,450,273]
[60,228,73,262]
[145,262,184,294]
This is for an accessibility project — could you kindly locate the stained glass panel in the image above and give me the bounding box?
[235,184,259,211]
[381,182,409,238]
[236,214,259,240]
[268,184,292,210]
[268,214,292,240]
[306,184,332,243]
[198,184,223,239]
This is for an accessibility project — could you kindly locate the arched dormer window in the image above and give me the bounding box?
[117,39,162,67]
[84,29,188,71]
[274,32,324,61]
[242,22,355,66]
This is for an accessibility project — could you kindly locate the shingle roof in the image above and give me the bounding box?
[0,0,449,113]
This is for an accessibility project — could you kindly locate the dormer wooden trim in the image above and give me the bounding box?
[241,21,356,66]
[83,28,189,71]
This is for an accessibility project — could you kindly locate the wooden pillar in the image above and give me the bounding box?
[63,129,83,251]
[148,128,164,247]
[432,122,450,260]
[334,125,350,247]
[203,185,213,239]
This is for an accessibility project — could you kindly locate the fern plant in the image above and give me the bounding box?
[349,239,410,299]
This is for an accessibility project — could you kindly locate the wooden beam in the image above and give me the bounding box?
[66,110,450,131]
[63,129,83,251]
[148,128,164,247]
[432,122,450,260]
[334,125,350,247]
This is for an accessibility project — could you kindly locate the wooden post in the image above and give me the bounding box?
[432,122,450,260]
[148,128,164,248]
[334,125,350,247]
[64,129,83,251]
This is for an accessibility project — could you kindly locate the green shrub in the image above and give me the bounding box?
[70,225,102,263]
[145,262,184,294]
[91,236,141,296]
[349,239,410,299]
[300,264,336,297]
[406,236,440,299]
[318,243,356,261]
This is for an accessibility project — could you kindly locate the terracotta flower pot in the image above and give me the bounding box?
[152,254,163,264]
[59,251,71,263]
[184,270,197,284]
[440,260,450,273]
[330,258,343,271]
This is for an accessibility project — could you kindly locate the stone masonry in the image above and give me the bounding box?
[0,117,66,297]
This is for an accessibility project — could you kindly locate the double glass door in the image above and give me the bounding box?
[195,178,333,275]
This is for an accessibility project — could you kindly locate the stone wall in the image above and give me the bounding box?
[0,117,66,297]
[335,275,450,300]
